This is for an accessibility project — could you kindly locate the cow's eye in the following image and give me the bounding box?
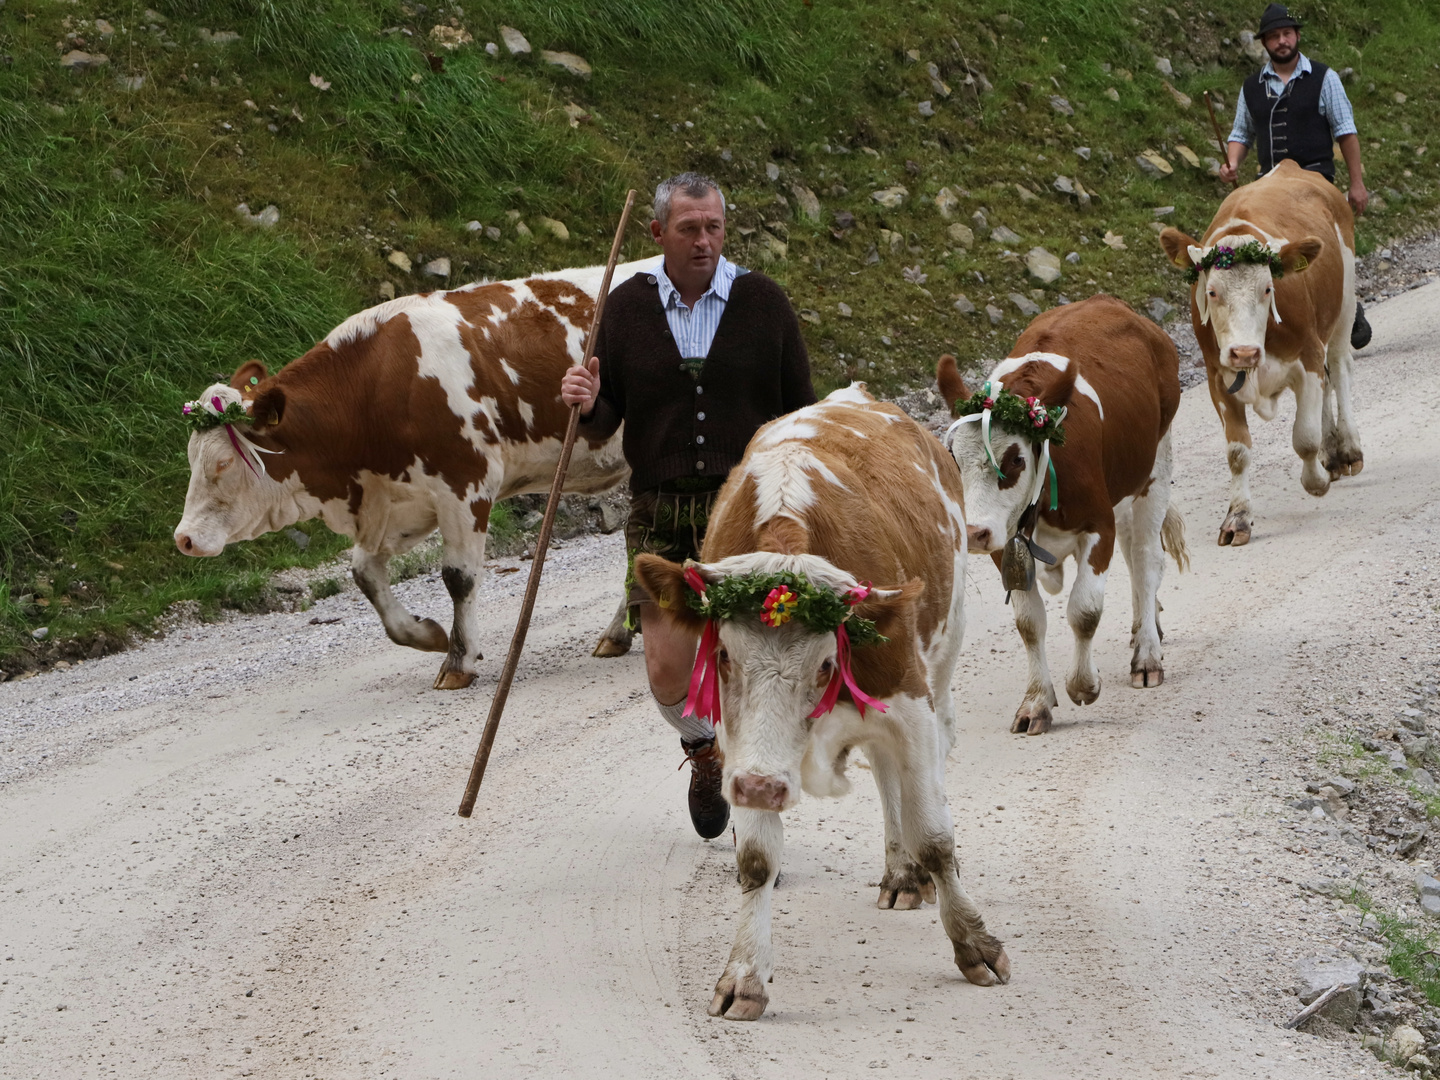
[820,658,834,675]
[718,648,729,664]
[1207,288,1217,298]
[215,458,232,474]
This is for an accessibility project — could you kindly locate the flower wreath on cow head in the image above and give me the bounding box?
[181,381,280,478]
[679,565,890,727]
[942,379,1067,513]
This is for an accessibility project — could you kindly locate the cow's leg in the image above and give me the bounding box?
[1209,372,1254,545]
[1121,433,1172,688]
[1064,528,1112,707]
[1292,350,1331,497]
[1324,333,1364,478]
[873,747,935,908]
[882,721,1009,986]
[1009,578,1058,735]
[591,594,634,658]
[432,502,490,690]
[351,548,449,653]
[709,808,782,1021]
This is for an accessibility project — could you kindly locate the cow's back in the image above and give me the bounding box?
[704,390,966,693]
[1204,159,1353,253]
[1003,295,1179,504]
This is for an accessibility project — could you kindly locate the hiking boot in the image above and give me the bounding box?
[681,737,729,839]
[1351,301,1372,350]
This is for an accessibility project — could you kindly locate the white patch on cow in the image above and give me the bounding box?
[753,415,819,448]
[989,351,1104,419]
[822,383,872,406]
[1207,218,1280,245]
[701,551,878,599]
[517,398,535,432]
[746,443,847,523]
[498,358,521,385]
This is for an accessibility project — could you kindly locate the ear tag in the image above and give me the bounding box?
[1000,534,1036,594]
[249,376,259,386]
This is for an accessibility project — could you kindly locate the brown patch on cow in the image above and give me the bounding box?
[935,353,970,411]
[1136,474,1155,499]
[996,443,1027,491]
[736,845,772,893]
[757,516,809,554]
[913,840,954,876]
[526,277,596,330]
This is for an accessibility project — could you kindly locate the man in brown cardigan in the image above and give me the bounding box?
[561,172,816,838]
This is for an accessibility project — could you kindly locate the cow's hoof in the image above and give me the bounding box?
[1011,700,1052,735]
[1345,457,1364,476]
[954,935,1011,986]
[433,667,476,690]
[591,634,631,658]
[1131,666,1164,688]
[1065,673,1101,707]
[709,972,768,1021]
[1217,512,1251,547]
[877,864,935,909]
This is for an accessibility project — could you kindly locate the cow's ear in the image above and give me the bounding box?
[231,361,270,400]
[250,386,287,429]
[1158,227,1199,270]
[1279,235,1324,275]
[852,579,924,642]
[936,354,971,411]
[632,555,708,634]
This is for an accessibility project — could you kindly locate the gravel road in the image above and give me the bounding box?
[3,281,1439,1079]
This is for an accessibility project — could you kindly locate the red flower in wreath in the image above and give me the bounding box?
[760,585,797,627]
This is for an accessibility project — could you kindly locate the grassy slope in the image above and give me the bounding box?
[1,0,1436,666]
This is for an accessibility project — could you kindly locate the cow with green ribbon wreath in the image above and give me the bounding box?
[936,295,1191,736]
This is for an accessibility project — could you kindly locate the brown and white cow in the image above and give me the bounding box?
[938,295,1189,735]
[635,386,1009,1021]
[1160,159,1362,546]
[174,263,647,689]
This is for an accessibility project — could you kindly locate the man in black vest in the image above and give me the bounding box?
[1219,3,1372,348]
[561,172,816,839]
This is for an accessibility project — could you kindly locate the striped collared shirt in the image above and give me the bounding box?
[1228,52,1358,145]
[652,255,742,361]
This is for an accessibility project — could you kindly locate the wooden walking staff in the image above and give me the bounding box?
[457,188,638,819]
[1203,90,1239,189]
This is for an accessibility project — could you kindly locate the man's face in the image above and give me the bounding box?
[652,189,725,283]
[1261,26,1299,63]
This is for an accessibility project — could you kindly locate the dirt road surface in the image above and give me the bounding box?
[4,281,1439,1079]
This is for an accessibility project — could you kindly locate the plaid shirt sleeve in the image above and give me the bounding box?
[1228,92,1254,145]
[1319,68,1358,138]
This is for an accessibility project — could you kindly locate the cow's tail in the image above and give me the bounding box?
[1161,505,1190,573]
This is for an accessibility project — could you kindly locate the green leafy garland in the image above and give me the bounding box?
[685,570,887,647]
[1185,240,1286,284]
[952,385,1067,447]
[182,395,254,433]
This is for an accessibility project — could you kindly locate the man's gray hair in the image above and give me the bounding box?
[654,172,725,228]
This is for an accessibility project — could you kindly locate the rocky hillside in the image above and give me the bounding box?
[1,0,1437,664]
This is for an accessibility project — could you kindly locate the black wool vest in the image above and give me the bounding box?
[1242,61,1335,180]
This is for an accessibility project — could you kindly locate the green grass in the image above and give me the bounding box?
[2,0,1438,664]
[1348,885,1440,1006]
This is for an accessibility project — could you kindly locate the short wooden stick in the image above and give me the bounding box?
[457,188,638,819]
[1283,982,1346,1030]
[1204,91,1239,189]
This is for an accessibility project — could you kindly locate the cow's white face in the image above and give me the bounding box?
[1193,257,1278,371]
[946,424,1037,556]
[713,618,837,813]
[174,386,289,557]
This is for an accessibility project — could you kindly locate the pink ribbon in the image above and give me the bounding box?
[682,618,723,727]
[213,395,261,478]
[808,622,889,720]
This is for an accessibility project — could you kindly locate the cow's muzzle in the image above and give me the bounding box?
[174,529,222,557]
[730,772,790,811]
[1227,345,1261,369]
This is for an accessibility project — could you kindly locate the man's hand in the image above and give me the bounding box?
[1348,184,1369,217]
[561,355,600,415]
[1218,161,1239,185]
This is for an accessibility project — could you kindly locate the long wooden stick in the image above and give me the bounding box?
[457,188,638,819]
[1203,91,1239,188]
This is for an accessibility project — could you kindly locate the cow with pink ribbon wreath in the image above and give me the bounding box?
[634,384,1008,1022]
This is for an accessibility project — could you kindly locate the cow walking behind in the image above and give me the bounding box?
[634,386,1009,1021]
[938,295,1189,735]
[1160,158,1363,546]
[174,265,642,689]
